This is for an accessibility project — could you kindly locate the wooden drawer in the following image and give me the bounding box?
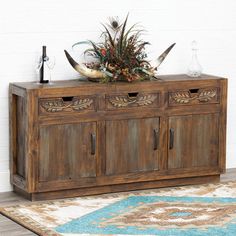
[168,87,220,106]
[39,96,96,115]
[105,92,160,110]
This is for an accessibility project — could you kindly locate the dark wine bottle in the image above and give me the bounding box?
[39,46,49,83]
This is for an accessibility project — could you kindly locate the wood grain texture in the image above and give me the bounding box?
[9,86,17,186]
[9,85,28,192]
[219,79,228,173]
[19,175,222,201]
[39,122,97,182]
[105,117,160,175]
[16,96,26,178]
[26,90,39,193]
[168,113,219,169]
[35,167,221,192]
[191,114,219,167]
[9,75,227,200]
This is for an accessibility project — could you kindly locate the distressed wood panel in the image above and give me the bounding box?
[192,114,219,167]
[16,96,26,178]
[105,117,160,175]
[168,115,192,169]
[168,113,219,169]
[39,122,97,182]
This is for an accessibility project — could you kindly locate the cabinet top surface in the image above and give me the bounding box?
[11,74,227,90]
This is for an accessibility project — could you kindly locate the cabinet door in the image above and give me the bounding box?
[105,117,160,175]
[168,114,219,169]
[39,122,97,182]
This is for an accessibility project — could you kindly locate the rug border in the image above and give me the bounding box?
[0,207,62,236]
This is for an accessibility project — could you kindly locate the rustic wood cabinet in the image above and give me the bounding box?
[9,74,227,200]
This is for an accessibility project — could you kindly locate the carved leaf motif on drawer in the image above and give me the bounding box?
[40,100,65,112]
[109,94,156,108]
[198,90,217,102]
[72,99,93,111]
[171,89,217,104]
[171,92,191,104]
[40,98,93,112]
[136,95,156,106]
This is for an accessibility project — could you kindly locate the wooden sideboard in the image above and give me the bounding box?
[9,74,227,201]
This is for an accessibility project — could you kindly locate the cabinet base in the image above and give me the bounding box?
[14,175,220,201]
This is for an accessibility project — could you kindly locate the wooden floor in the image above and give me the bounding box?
[0,169,235,236]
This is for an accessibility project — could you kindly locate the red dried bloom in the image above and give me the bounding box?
[100,48,106,56]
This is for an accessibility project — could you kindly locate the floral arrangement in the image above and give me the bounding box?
[64,15,175,83]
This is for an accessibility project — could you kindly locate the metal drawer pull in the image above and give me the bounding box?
[169,128,174,149]
[153,128,159,150]
[91,133,96,155]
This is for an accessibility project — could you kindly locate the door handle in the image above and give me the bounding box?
[153,128,159,150]
[169,128,174,149]
[91,133,96,155]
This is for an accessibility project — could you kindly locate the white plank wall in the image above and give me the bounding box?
[0,0,235,192]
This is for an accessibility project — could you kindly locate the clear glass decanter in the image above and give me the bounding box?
[187,40,202,77]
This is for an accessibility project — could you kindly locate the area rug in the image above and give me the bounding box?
[1,181,236,236]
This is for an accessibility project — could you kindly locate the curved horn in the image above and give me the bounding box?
[64,50,106,79]
[154,43,176,69]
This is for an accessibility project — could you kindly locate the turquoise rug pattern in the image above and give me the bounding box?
[55,196,236,235]
[2,181,236,235]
